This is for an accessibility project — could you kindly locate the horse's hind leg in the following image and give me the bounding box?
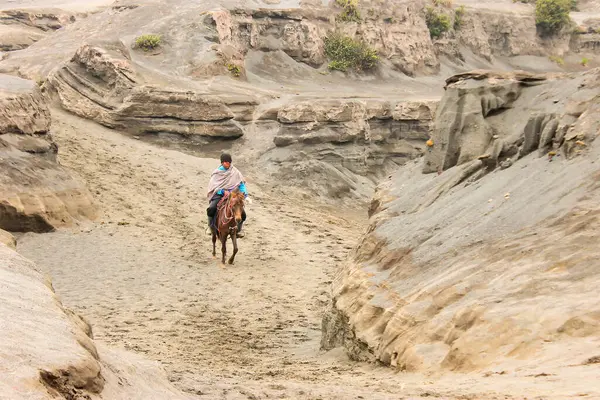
[228,234,238,265]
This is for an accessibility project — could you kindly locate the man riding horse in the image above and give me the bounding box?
[207,153,248,238]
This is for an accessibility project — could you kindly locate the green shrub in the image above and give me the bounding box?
[512,0,575,7]
[549,55,565,65]
[535,0,572,35]
[134,34,161,51]
[426,7,451,38]
[454,5,466,30]
[227,64,241,77]
[324,33,379,72]
[433,0,453,8]
[328,60,351,71]
[336,0,361,22]
[581,57,589,66]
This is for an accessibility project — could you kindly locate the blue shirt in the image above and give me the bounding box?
[216,165,247,196]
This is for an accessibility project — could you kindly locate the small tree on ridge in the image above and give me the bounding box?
[536,0,572,36]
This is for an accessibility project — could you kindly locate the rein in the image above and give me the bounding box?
[221,193,234,225]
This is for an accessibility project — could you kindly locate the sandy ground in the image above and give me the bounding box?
[14,109,598,400]
[15,109,406,399]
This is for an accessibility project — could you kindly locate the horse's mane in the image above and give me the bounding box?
[230,188,245,201]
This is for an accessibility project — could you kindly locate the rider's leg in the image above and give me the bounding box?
[207,195,221,227]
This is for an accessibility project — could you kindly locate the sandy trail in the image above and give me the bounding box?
[16,109,588,400]
[14,109,404,399]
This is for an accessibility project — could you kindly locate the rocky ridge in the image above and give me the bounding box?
[322,68,600,382]
[423,69,596,175]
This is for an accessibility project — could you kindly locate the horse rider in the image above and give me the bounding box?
[207,153,248,238]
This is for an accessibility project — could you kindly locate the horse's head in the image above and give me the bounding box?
[230,189,245,224]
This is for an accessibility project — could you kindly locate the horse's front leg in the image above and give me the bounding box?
[212,231,217,257]
[221,234,227,265]
[228,232,238,265]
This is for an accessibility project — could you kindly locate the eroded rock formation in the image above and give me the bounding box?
[0,74,96,232]
[0,8,77,52]
[274,99,436,147]
[455,8,572,61]
[423,69,599,177]
[322,69,600,375]
[47,43,259,139]
[1,0,597,208]
[239,98,438,201]
[0,241,104,398]
[332,0,439,76]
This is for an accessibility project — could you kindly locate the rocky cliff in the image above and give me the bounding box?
[258,98,438,200]
[322,69,600,378]
[0,74,97,232]
[0,0,595,79]
[1,0,597,203]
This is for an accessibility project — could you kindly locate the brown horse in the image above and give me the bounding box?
[212,189,245,264]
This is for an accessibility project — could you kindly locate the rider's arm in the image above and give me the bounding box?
[239,182,248,197]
